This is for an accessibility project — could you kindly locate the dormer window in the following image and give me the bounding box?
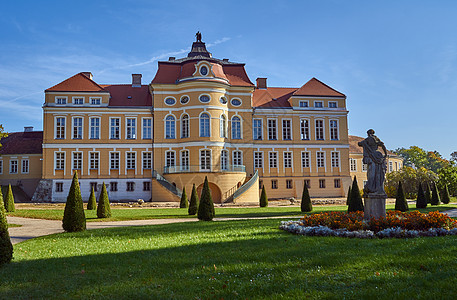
[329,101,337,108]
[299,100,308,108]
[200,66,208,76]
[314,101,323,108]
[91,98,101,105]
[55,97,67,105]
[73,97,84,105]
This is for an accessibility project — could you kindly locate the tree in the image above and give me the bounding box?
[0,124,7,151]
[431,182,440,206]
[348,176,364,212]
[394,146,451,172]
[87,187,96,210]
[300,182,312,212]
[394,181,409,212]
[0,189,13,266]
[197,177,215,221]
[4,184,15,212]
[179,186,188,208]
[188,184,199,215]
[346,186,351,206]
[416,183,427,209]
[62,172,86,232]
[96,183,111,218]
[441,184,451,205]
[424,183,432,204]
[385,166,438,198]
[451,151,457,164]
[437,165,457,197]
[260,185,268,207]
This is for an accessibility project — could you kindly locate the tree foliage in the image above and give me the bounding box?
[0,189,13,266]
[179,187,188,208]
[87,187,96,210]
[437,165,457,196]
[0,124,7,150]
[348,177,364,212]
[346,186,351,206]
[62,172,86,232]
[416,183,427,209]
[430,182,440,206]
[260,185,268,207]
[394,181,409,212]
[188,184,199,215]
[96,183,111,218]
[300,182,312,212]
[394,146,451,172]
[4,184,15,212]
[197,177,215,221]
[385,166,438,198]
[424,183,431,204]
[441,184,451,204]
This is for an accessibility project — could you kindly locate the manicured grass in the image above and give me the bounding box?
[8,204,457,221]
[1,219,457,299]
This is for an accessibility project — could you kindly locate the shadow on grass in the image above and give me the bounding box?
[2,219,457,299]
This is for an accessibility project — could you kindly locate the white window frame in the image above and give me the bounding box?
[299,100,309,108]
[9,159,18,174]
[89,117,101,139]
[142,152,152,170]
[55,152,65,170]
[350,158,357,172]
[315,119,324,140]
[231,115,242,139]
[330,119,339,141]
[110,117,121,139]
[200,149,212,171]
[165,151,176,168]
[0,160,3,174]
[142,118,153,139]
[55,116,66,139]
[89,152,99,170]
[389,161,393,172]
[221,150,228,171]
[301,151,310,169]
[72,151,82,170]
[269,151,278,169]
[282,119,292,141]
[72,116,83,140]
[126,117,137,139]
[331,151,340,168]
[254,151,263,169]
[329,101,338,108]
[55,96,67,105]
[199,112,211,137]
[220,114,227,138]
[267,118,278,140]
[362,163,368,172]
[72,97,84,105]
[181,114,190,138]
[181,150,189,171]
[90,97,101,105]
[126,152,136,170]
[283,151,293,169]
[165,115,176,139]
[314,101,323,108]
[317,151,325,168]
[232,150,243,167]
[110,151,120,170]
[253,118,263,140]
[300,119,310,140]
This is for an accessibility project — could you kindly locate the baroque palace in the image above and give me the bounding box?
[0,37,402,203]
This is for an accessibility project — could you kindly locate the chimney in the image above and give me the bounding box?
[81,72,93,80]
[222,58,229,62]
[132,74,142,87]
[256,77,267,89]
[24,126,33,132]
[168,57,176,61]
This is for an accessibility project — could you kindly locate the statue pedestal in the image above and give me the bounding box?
[364,193,387,221]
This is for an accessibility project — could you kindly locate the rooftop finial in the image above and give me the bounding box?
[196,31,202,42]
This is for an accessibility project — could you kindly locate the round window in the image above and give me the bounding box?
[200,66,208,76]
[165,97,176,105]
[199,95,210,103]
[180,96,189,104]
[231,98,242,106]
[220,97,227,104]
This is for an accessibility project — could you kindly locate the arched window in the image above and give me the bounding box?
[200,113,210,137]
[165,115,175,139]
[231,116,241,139]
[221,150,228,171]
[181,114,189,138]
[220,114,227,138]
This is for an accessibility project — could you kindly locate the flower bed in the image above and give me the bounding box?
[280,211,457,239]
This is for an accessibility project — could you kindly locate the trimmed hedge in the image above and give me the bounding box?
[300,181,312,212]
[179,187,188,208]
[197,177,215,221]
[416,183,427,209]
[431,182,440,206]
[4,184,15,212]
[348,176,364,212]
[441,184,451,204]
[87,187,97,210]
[62,172,86,232]
[0,190,13,266]
[260,185,268,207]
[394,181,409,212]
[97,183,111,218]
[188,184,199,215]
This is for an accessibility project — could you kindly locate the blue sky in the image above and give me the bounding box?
[1,0,456,158]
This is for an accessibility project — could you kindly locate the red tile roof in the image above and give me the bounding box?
[151,61,253,86]
[349,135,395,155]
[293,77,345,97]
[252,87,297,108]
[46,73,106,92]
[101,85,152,107]
[0,131,43,155]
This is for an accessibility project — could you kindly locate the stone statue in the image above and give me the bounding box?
[358,129,388,195]
[196,31,202,42]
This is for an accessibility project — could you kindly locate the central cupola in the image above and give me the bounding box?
[187,31,212,58]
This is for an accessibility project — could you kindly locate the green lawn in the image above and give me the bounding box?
[1,219,457,299]
[8,204,457,221]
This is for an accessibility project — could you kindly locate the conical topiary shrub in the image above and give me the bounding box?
[300,181,312,212]
[188,184,199,215]
[4,184,15,212]
[394,181,409,212]
[180,186,188,208]
[416,183,427,209]
[424,183,431,204]
[62,172,86,232]
[431,182,440,206]
[0,190,13,266]
[348,176,364,212]
[97,183,111,218]
[346,185,352,206]
[87,187,97,210]
[260,185,268,207]
[197,177,215,221]
[441,184,451,205]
